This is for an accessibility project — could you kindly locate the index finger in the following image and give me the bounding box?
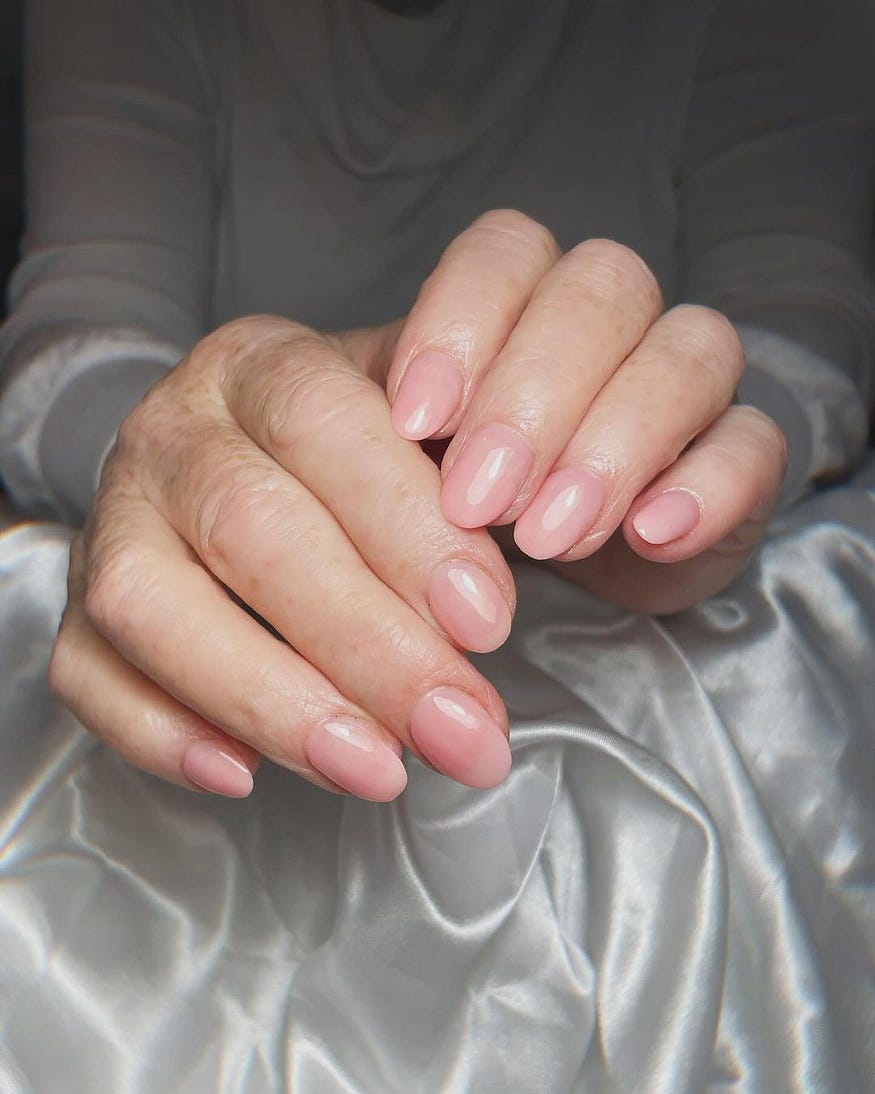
[387,209,561,440]
[219,319,517,655]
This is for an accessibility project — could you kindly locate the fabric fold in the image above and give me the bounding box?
[1,460,874,1092]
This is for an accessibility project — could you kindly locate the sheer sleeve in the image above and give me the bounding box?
[0,0,218,520]
[678,0,875,502]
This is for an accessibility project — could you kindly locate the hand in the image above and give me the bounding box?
[386,211,787,613]
[49,317,518,802]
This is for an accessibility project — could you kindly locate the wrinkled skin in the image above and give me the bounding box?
[49,212,787,802]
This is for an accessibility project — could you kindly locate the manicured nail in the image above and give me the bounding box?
[182,742,254,798]
[391,351,464,440]
[441,423,533,528]
[305,718,408,802]
[429,560,512,653]
[513,466,604,559]
[632,489,702,544]
[410,687,512,789]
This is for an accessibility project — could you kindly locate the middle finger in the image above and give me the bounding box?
[440,238,663,528]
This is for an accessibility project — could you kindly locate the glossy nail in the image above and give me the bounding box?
[513,466,605,559]
[429,560,512,653]
[441,424,534,528]
[410,687,512,789]
[182,742,254,798]
[391,351,465,440]
[305,718,408,802]
[632,489,702,544]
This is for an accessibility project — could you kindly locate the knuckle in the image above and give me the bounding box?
[665,306,743,396]
[194,316,314,394]
[191,457,310,579]
[113,381,180,468]
[114,398,152,459]
[468,208,560,264]
[566,239,663,321]
[202,314,305,359]
[83,542,146,640]
[734,405,789,469]
[47,633,76,706]
[192,472,261,575]
[264,356,367,456]
[672,305,745,377]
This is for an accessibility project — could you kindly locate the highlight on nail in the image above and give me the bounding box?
[409,686,512,789]
[391,350,465,440]
[632,488,702,545]
[513,465,605,559]
[441,423,534,528]
[305,717,408,802]
[428,559,512,652]
[182,740,254,798]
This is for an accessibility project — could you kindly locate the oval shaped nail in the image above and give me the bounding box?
[305,718,408,802]
[410,687,512,789]
[514,466,604,559]
[182,741,254,798]
[391,351,464,440]
[632,489,702,545]
[428,560,512,652]
[441,424,534,528]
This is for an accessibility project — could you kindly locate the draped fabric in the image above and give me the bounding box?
[2,459,873,1093]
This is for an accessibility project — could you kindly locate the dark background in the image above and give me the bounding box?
[0,1,871,440]
[1,0,23,321]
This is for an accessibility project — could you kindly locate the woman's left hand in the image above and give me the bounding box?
[384,210,787,614]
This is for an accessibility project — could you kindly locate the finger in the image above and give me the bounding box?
[622,404,787,563]
[513,305,744,560]
[118,392,513,789]
[387,209,561,440]
[438,239,664,528]
[220,324,515,654]
[49,538,261,799]
[546,406,786,613]
[79,492,410,802]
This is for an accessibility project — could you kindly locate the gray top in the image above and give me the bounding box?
[2,0,874,521]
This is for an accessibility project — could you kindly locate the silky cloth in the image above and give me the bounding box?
[1,461,874,1093]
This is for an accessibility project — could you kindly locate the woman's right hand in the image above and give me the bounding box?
[48,316,516,802]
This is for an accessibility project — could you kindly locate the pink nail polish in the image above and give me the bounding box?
[429,560,512,653]
[410,687,512,789]
[305,718,408,802]
[182,741,254,798]
[391,351,464,440]
[632,489,702,545]
[441,424,533,528]
[513,466,604,559]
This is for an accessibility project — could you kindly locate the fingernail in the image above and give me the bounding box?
[441,424,533,528]
[305,718,408,802]
[513,466,605,559]
[429,560,512,652]
[410,687,512,789]
[632,489,702,544]
[391,351,464,440]
[182,741,254,798]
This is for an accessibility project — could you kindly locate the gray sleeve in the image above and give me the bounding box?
[0,0,218,522]
[678,0,875,503]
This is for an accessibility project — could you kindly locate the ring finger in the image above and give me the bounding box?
[513,304,745,560]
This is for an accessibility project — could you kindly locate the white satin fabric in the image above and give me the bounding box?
[1,462,874,1093]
